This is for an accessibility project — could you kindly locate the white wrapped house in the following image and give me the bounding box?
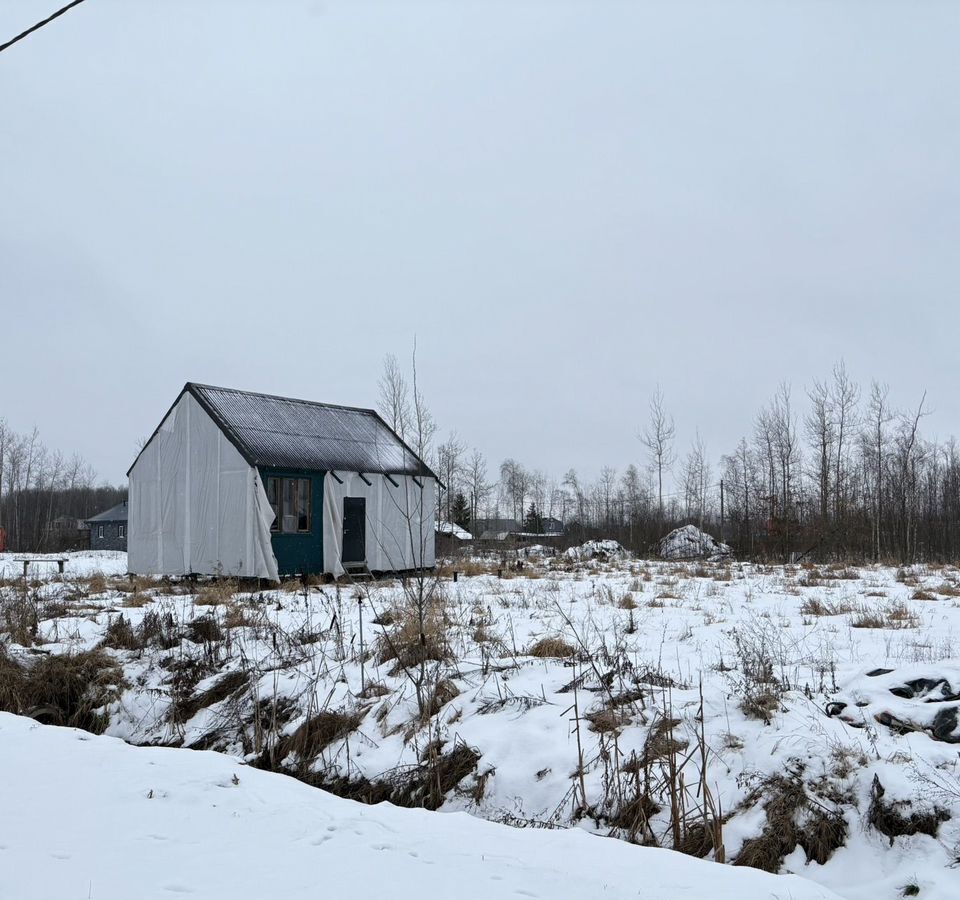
[127,383,437,580]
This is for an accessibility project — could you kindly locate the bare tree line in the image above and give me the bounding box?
[410,358,960,564]
[0,419,124,552]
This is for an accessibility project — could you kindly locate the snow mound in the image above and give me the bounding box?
[518,543,551,558]
[656,525,733,560]
[563,539,627,561]
[0,713,841,900]
[827,665,960,744]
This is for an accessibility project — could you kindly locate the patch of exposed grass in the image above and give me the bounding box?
[377,601,450,672]
[527,636,576,658]
[195,579,238,606]
[850,601,918,630]
[0,646,123,733]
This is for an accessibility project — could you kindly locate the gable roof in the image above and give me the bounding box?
[129,383,437,479]
[86,502,128,523]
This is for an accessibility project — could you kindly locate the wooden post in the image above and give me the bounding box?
[453,571,458,583]
[358,596,365,694]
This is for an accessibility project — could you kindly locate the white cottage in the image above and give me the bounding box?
[127,383,437,580]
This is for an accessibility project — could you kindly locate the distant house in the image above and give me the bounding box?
[46,515,88,551]
[436,521,472,540]
[539,517,564,535]
[473,518,520,540]
[86,502,128,551]
[127,383,437,579]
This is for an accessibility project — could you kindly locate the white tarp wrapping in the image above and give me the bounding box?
[128,393,279,580]
[322,472,435,578]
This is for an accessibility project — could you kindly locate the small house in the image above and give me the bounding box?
[474,518,520,541]
[86,502,128,551]
[127,383,437,580]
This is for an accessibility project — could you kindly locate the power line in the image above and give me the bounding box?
[0,0,87,55]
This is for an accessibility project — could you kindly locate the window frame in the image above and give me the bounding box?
[118,524,125,539]
[97,525,104,539]
[266,476,311,534]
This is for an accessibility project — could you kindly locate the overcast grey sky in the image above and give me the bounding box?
[2,0,958,487]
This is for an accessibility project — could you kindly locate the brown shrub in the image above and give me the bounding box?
[377,601,450,672]
[799,597,848,617]
[195,579,238,607]
[274,708,366,767]
[0,647,123,733]
[187,615,223,643]
[173,669,249,723]
[527,636,576,658]
[99,614,140,650]
[428,678,460,717]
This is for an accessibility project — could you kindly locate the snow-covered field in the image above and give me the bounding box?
[0,712,842,900]
[0,550,128,580]
[2,548,960,899]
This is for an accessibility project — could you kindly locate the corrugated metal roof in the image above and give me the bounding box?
[189,383,434,478]
[86,502,128,523]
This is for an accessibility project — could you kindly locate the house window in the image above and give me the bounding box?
[266,477,311,534]
[118,524,125,539]
[98,525,104,539]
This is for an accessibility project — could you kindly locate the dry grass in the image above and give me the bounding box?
[585,706,630,734]
[1,589,39,645]
[377,600,451,671]
[224,601,255,629]
[527,636,576,658]
[850,601,919,629]
[0,646,123,733]
[195,579,238,606]
[172,669,249,723]
[799,597,851,617]
[734,774,847,872]
[451,559,500,577]
[427,678,460,717]
[273,708,366,768]
[868,775,949,843]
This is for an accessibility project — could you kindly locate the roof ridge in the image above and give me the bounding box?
[189,383,378,417]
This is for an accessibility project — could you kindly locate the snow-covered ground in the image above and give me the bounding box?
[3,549,960,899]
[0,550,128,580]
[0,712,841,900]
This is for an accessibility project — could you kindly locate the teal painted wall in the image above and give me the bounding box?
[259,467,325,575]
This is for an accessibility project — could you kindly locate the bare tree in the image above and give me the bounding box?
[378,353,411,437]
[830,361,861,527]
[805,378,834,526]
[865,381,892,560]
[465,449,490,532]
[641,385,676,521]
[436,432,465,522]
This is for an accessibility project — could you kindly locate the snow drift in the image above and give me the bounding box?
[563,538,627,561]
[656,524,733,560]
[0,713,842,900]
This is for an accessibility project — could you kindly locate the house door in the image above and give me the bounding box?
[342,497,366,564]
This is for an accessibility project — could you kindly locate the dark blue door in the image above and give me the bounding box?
[342,497,366,564]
